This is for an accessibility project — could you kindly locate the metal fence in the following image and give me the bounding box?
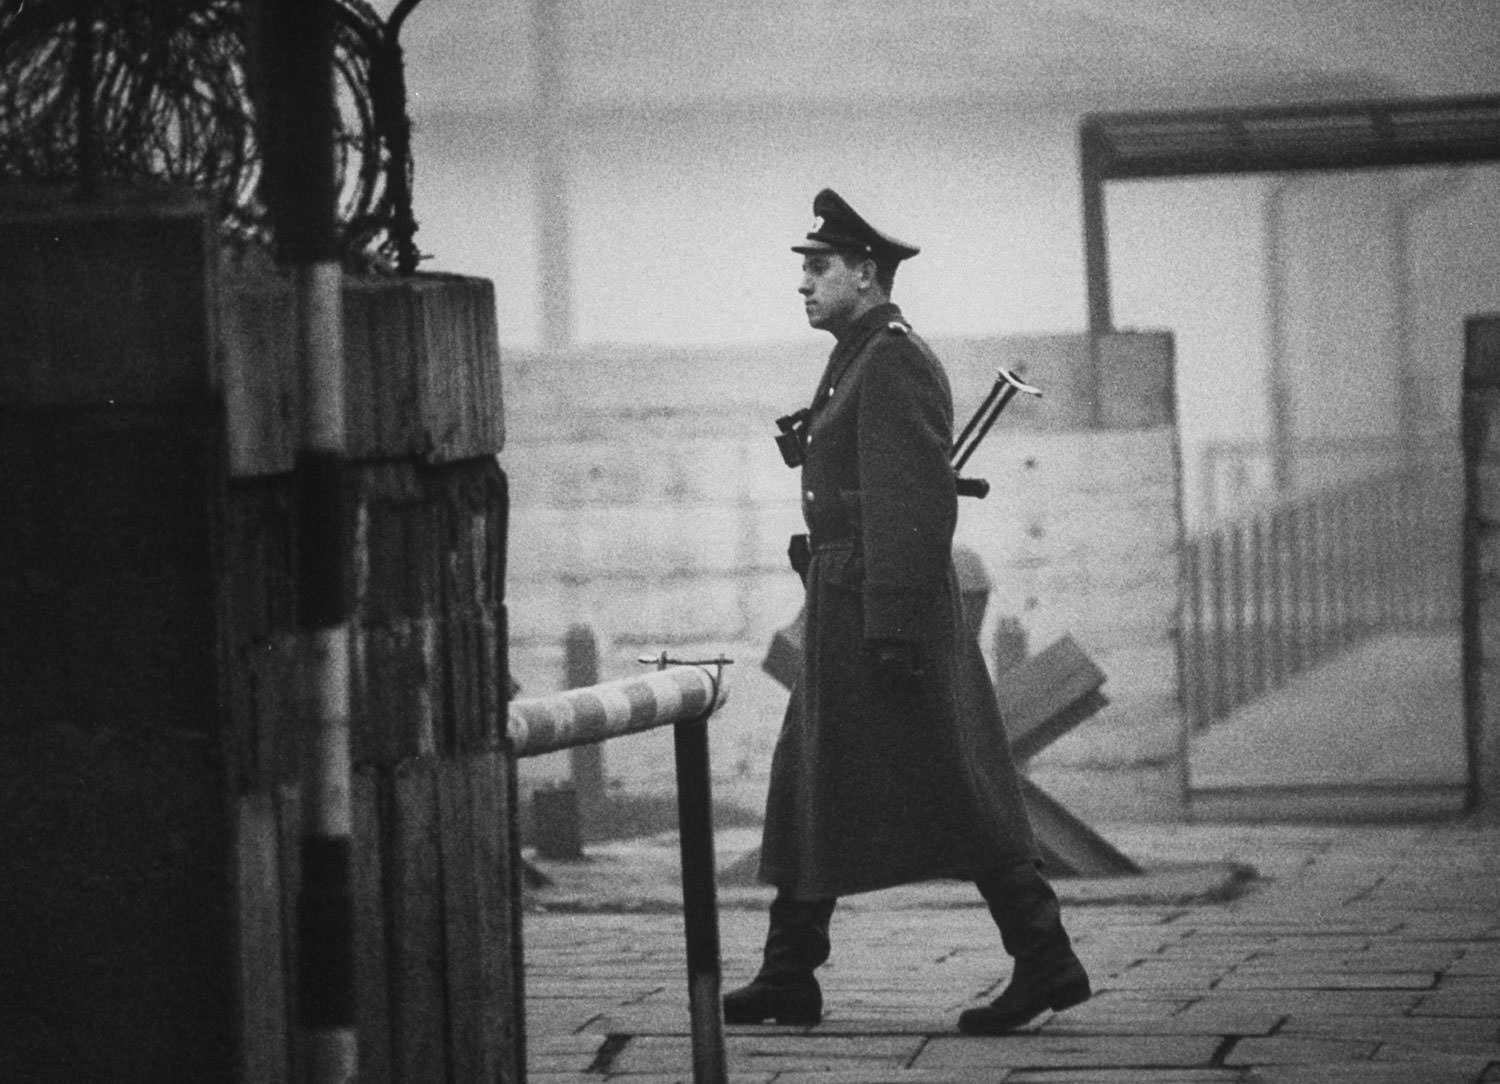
[1179,460,1462,730]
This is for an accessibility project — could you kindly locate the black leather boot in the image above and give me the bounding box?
[723,894,836,1025]
[957,861,1091,1035]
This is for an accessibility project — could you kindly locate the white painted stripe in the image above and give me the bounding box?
[652,673,685,721]
[508,666,729,757]
[596,684,636,733]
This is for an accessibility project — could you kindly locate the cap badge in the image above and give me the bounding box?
[810,215,824,233]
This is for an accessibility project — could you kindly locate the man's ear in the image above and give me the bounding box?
[858,257,878,290]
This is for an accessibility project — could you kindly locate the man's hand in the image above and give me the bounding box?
[869,639,924,689]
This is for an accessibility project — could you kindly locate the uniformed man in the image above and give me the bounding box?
[723,188,1091,1035]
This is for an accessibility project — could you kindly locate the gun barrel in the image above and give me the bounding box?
[950,367,1041,477]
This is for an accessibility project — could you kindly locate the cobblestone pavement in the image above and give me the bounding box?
[521,820,1500,1083]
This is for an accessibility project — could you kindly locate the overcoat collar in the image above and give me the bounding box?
[813,301,903,407]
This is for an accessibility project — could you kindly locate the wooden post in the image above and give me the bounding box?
[565,624,606,831]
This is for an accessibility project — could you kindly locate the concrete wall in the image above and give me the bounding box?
[0,200,235,1082]
[504,331,1183,822]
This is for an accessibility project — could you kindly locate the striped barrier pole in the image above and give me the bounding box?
[507,663,730,757]
[509,659,732,1084]
[252,1,358,1080]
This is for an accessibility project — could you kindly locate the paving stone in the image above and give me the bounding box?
[1372,1042,1500,1075]
[520,822,1500,1082]
[911,1035,1221,1070]
[596,1075,776,1084]
[585,1008,698,1035]
[1192,990,1423,1016]
[1041,993,1192,1023]
[807,1017,961,1035]
[1411,989,1500,1018]
[1005,1072,1249,1084]
[529,1052,605,1073]
[1214,970,1437,990]
[1450,946,1500,974]
[1222,1035,1379,1064]
[771,1071,1019,1084]
[1247,1067,1484,1084]
[1233,952,1451,973]
[606,1034,924,1075]
[1279,1011,1500,1046]
[1042,1003,1280,1037]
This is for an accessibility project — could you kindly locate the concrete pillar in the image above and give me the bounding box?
[0,195,519,1082]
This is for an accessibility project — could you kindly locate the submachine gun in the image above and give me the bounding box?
[952,367,1041,498]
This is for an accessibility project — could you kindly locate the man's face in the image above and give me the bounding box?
[799,252,867,334]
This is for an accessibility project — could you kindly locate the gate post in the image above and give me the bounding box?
[223,267,518,1081]
[1462,314,1500,820]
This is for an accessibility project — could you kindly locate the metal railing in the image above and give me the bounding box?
[1180,462,1461,730]
[508,657,733,1084]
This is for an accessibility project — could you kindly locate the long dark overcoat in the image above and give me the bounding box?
[759,302,1040,899]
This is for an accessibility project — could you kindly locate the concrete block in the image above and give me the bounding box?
[1099,330,1176,428]
[221,272,504,474]
[1463,313,1500,389]
[0,198,213,405]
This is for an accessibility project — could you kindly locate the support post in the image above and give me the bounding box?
[566,623,606,830]
[1079,124,1112,336]
[674,716,729,1084]
[654,655,728,1084]
[533,0,573,349]
[258,0,358,1077]
[510,662,733,1079]
[1463,314,1500,819]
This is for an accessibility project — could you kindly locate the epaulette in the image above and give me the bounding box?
[887,320,910,336]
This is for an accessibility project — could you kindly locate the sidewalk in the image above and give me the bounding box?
[1188,633,1468,822]
[521,819,1500,1083]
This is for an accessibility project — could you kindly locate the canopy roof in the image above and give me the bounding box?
[1082,94,1500,180]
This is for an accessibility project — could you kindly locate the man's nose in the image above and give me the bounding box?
[798,278,813,296]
